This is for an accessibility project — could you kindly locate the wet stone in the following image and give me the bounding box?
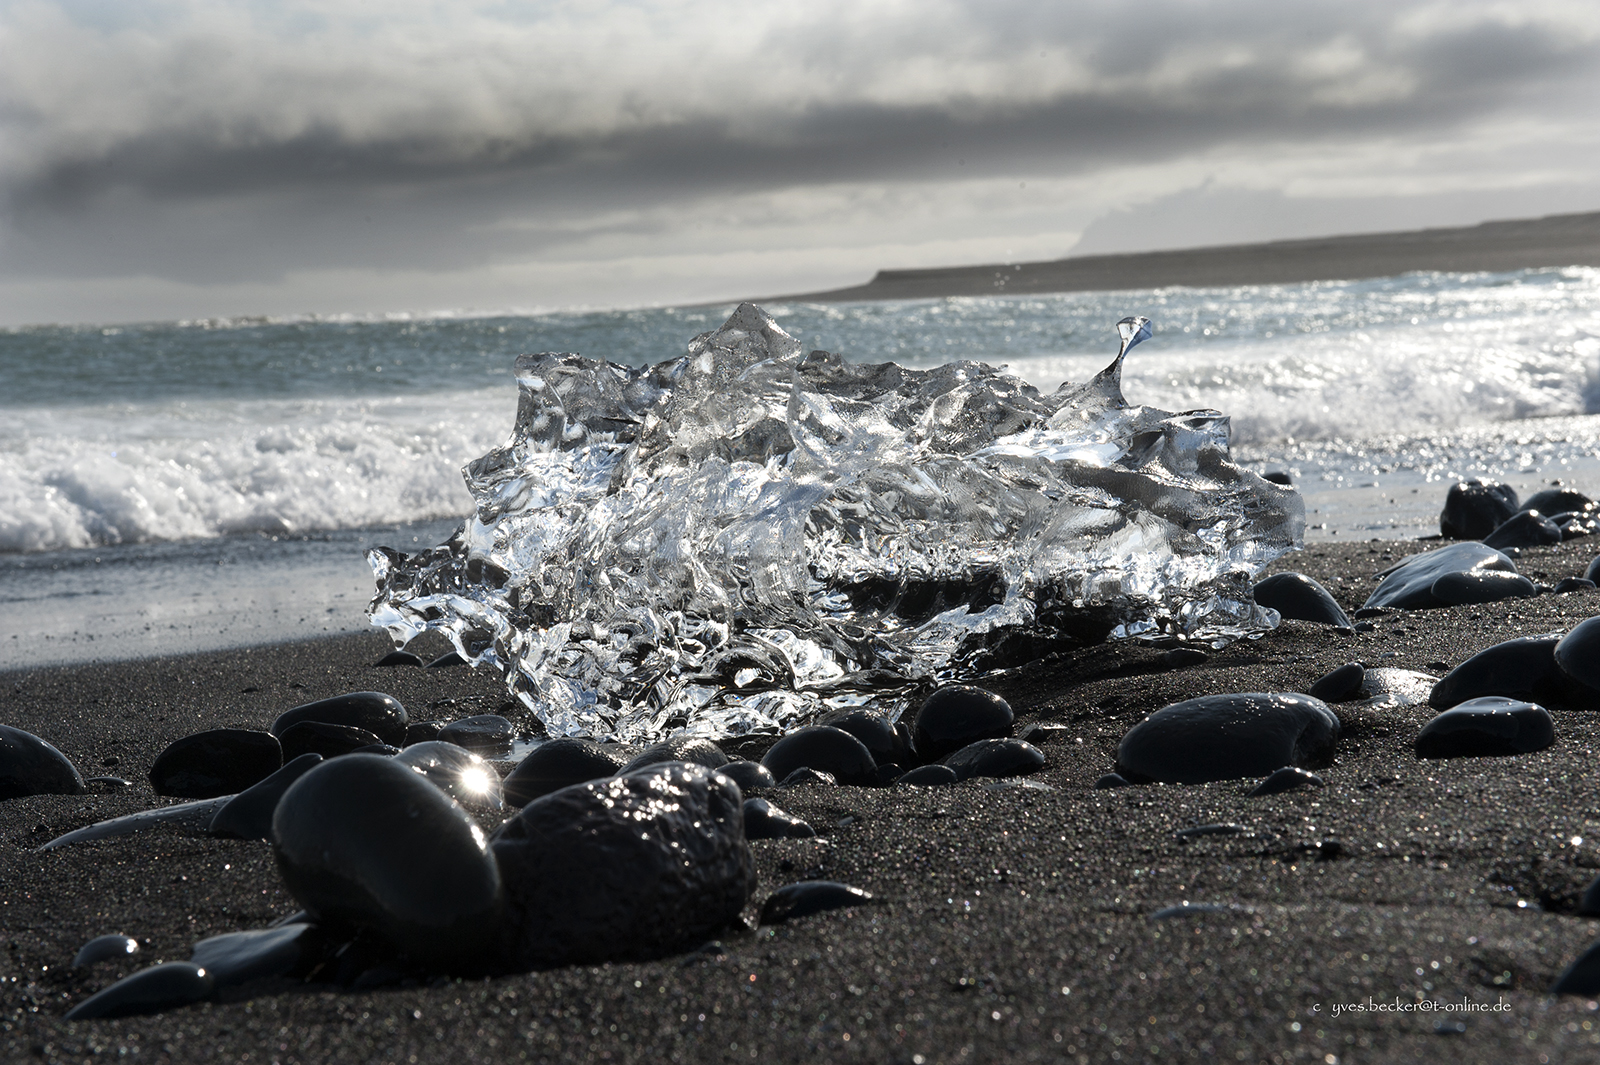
[1555,617,1600,695]
[491,762,756,967]
[436,715,514,756]
[779,767,838,787]
[354,744,401,757]
[1551,941,1600,995]
[404,721,447,746]
[502,739,632,806]
[1248,767,1324,796]
[1430,570,1539,606]
[0,725,85,801]
[1577,874,1600,917]
[150,729,282,799]
[1363,542,1519,611]
[64,962,215,1020]
[373,651,425,668]
[761,726,877,786]
[896,764,958,787]
[1483,510,1563,549]
[1016,722,1071,745]
[1252,572,1352,627]
[719,760,778,792]
[84,776,132,791]
[208,754,324,840]
[912,685,1014,761]
[1094,773,1134,789]
[1160,647,1209,669]
[1440,479,1518,540]
[190,924,324,988]
[1523,487,1596,517]
[816,708,908,767]
[759,881,872,925]
[1351,668,1439,711]
[278,721,387,762]
[620,738,729,774]
[73,935,139,968]
[1307,662,1365,703]
[425,651,467,669]
[394,741,505,813]
[941,738,1045,781]
[1586,556,1600,584]
[1115,693,1340,785]
[1553,577,1597,594]
[271,754,504,971]
[742,797,816,840]
[41,797,233,852]
[1429,634,1587,711]
[271,692,408,748]
[1415,697,1555,759]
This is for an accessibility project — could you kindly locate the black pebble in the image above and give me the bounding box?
[1094,773,1134,789]
[503,739,631,806]
[742,797,816,840]
[719,760,778,792]
[897,764,958,787]
[1483,510,1563,549]
[404,721,447,746]
[1160,647,1209,669]
[1429,634,1587,711]
[1440,479,1518,539]
[1115,692,1340,785]
[0,725,85,801]
[1555,617,1600,695]
[1586,556,1600,583]
[912,685,1014,761]
[1363,542,1519,611]
[1577,873,1600,917]
[64,962,214,1020]
[759,881,872,925]
[1430,569,1538,605]
[620,738,729,774]
[353,744,401,757]
[190,924,324,988]
[278,721,387,761]
[373,651,424,668]
[1252,572,1352,627]
[271,692,408,747]
[761,726,877,786]
[1522,488,1595,516]
[208,754,324,840]
[1016,723,1071,744]
[1262,470,1292,485]
[149,729,282,799]
[437,715,514,755]
[84,776,133,791]
[394,741,504,813]
[779,767,837,786]
[816,708,909,766]
[1307,662,1365,702]
[426,651,467,669]
[1551,941,1600,995]
[1553,577,1597,594]
[1415,697,1555,758]
[1248,766,1324,796]
[941,738,1045,781]
[73,934,139,968]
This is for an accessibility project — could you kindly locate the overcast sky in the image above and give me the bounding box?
[2,0,1598,326]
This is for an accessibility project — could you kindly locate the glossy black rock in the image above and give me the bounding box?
[373,651,425,668]
[278,721,387,761]
[761,726,877,786]
[502,739,632,806]
[912,685,1014,761]
[1362,542,1519,611]
[437,715,514,755]
[1247,767,1325,796]
[271,754,504,970]
[1094,773,1134,789]
[1115,693,1340,785]
[1415,697,1555,758]
[1483,510,1563,549]
[1252,572,1352,627]
[1551,941,1600,995]
[718,760,778,791]
[270,692,408,747]
[1522,488,1595,517]
[941,738,1045,782]
[0,725,85,801]
[64,962,214,1020]
[149,729,282,799]
[1307,663,1365,703]
[897,764,959,787]
[1587,556,1600,584]
[72,934,139,968]
[491,762,755,967]
[620,738,729,774]
[1429,634,1587,710]
[1439,479,1518,539]
[778,767,838,787]
[1555,617,1600,695]
[208,753,324,840]
[816,708,909,767]
[1161,647,1209,669]
[190,925,323,987]
[1429,570,1538,605]
[742,797,816,840]
[759,881,872,925]
[394,741,505,813]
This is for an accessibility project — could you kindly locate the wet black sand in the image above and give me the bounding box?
[5,540,1600,1063]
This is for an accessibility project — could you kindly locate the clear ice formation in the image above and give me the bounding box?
[368,304,1303,742]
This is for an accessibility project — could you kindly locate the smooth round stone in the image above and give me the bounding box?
[1483,510,1563,549]
[1307,662,1365,703]
[1551,941,1600,995]
[373,651,425,668]
[64,962,214,1020]
[271,754,504,970]
[73,934,139,968]
[502,739,632,806]
[1093,772,1134,789]
[1362,542,1519,611]
[491,762,756,967]
[1262,470,1292,485]
[1522,488,1594,517]
[1555,617,1600,694]
[425,651,466,669]
[816,708,909,766]
[1430,570,1539,605]
[1429,634,1584,710]
[1252,572,1352,627]
[149,729,282,799]
[1415,697,1555,758]
[1439,479,1518,539]
[1248,767,1324,796]
[1578,873,1600,917]
[354,744,401,757]
[436,715,514,756]
[395,741,504,813]
[742,797,816,840]
[759,881,872,925]
[270,692,408,747]
[190,924,322,988]
[1586,556,1600,584]
[912,685,1014,761]
[941,738,1045,782]
[0,725,85,801]
[1553,577,1597,594]
[719,760,778,792]
[278,721,386,761]
[779,767,838,787]
[761,726,877,786]
[208,754,324,840]
[1115,693,1340,785]
[404,721,447,746]
[620,737,729,774]
[1160,647,1209,669]
[897,764,958,787]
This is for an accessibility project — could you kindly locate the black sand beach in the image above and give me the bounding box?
[6,540,1600,1063]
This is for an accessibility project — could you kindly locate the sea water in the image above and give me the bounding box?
[4,266,1598,668]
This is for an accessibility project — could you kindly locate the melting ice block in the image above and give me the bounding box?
[367,304,1302,741]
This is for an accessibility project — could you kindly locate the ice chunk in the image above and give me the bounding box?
[368,305,1302,742]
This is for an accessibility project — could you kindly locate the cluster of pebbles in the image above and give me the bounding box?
[7,477,1600,1018]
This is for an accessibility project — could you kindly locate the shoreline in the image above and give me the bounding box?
[6,540,1600,1062]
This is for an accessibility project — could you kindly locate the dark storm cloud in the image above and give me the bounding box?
[1,0,1597,284]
